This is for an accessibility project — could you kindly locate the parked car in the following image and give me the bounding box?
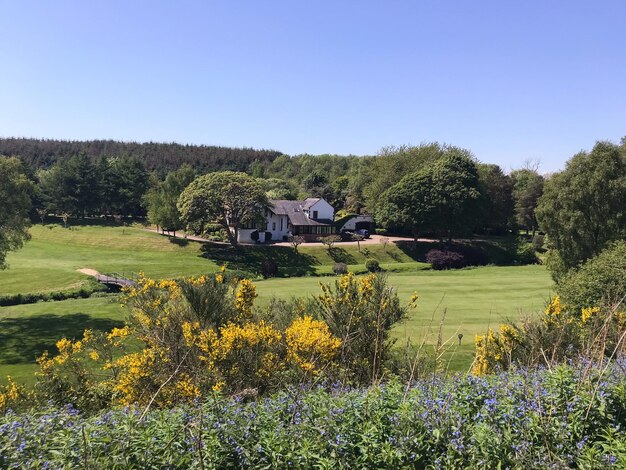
[355,229,370,239]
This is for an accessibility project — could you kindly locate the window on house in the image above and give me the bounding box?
[280,218,283,231]
[313,210,318,219]
[272,222,276,231]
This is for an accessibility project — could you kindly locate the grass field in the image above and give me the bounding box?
[0,222,428,295]
[256,265,553,370]
[1,265,552,385]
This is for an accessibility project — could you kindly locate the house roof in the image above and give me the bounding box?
[302,197,321,210]
[269,199,333,227]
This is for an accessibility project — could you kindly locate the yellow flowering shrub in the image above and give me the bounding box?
[35,270,397,408]
[315,272,408,384]
[581,306,600,324]
[0,376,33,412]
[473,324,522,376]
[235,279,257,320]
[285,316,341,374]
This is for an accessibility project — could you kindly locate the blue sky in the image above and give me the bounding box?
[1,0,625,172]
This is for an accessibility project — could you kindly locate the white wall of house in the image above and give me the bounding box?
[264,212,290,242]
[236,228,266,244]
[305,199,334,221]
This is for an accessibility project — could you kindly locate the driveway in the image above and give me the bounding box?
[272,234,422,247]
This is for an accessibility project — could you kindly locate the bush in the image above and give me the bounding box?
[261,259,278,278]
[4,365,626,468]
[557,241,626,313]
[265,231,272,242]
[532,234,545,252]
[332,262,348,275]
[250,230,259,242]
[516,242,539,265]
[222,269,257,282]
[365,259,380,272]
[426,250,466,270]
[0,282,107,306]
[425,244,490,270]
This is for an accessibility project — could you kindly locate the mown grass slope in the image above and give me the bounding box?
[0,222,431,295]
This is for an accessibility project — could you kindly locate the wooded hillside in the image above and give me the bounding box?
[0,138,283,173]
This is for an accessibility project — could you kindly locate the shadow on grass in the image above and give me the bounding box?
[41,215,147,229]
[395,236,522,266]
[0,314,124,365]
[328,247,357,264]
[394,240,436,262]
[200,243,319,276]
[169,237,190,247]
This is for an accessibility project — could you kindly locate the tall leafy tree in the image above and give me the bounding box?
[476,164,515,234]
[536,141,626,273]
[376,171,436,245]
[0,157,33,269]
[145,165,196,234]
[178,171,268,247]
[429,154,482,240]
[100,156,149,216]
[510,168,544,235]
[38,153,100,217]
[376,154,481,242]
[364,143,474,214]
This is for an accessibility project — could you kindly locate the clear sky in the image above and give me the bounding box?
[1,1,625,172]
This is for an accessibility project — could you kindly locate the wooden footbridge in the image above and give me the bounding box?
[94,272,138,288]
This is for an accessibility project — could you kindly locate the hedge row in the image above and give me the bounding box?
[0,282,108,307]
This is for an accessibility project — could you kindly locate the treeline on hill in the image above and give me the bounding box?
[0,138,282,174]
[2,139,549,241]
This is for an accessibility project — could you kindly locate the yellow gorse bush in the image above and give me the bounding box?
[34,270,410,407]
[581,306,600,324]
[473,324,522,376]
[235,279,257,320]
[36,270,347,408]
[285,316,341,374]
[0,376,32,412]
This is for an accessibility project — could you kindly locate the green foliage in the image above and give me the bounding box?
[377,154,482,240]
[314,272,407,383]
[178,171,269,246]
[332,262,348,274]
[557,241,626,313]
[3,366,626,468]
[365,258,380,272]
[0,157,33,269]
[98,156,149,216]
[515,241,539,265]
[144,164,196,232]
[364,143,472,214]
[38,153,100,217]
[511,168,544,234]
[0,137,282,173]
[0,282,107,307]
[536,141,626,272]
[476,163,514,234]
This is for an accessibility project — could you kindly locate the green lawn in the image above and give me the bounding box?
[0,223,218,295]
[0,222,431,295]
[256,265,553,370]
[1,265,552,384]
[0,222,551,384]
[0,295,125,385]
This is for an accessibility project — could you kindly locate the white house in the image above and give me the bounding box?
[236,197,336,244]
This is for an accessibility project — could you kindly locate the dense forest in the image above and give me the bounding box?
[0,138,283,174]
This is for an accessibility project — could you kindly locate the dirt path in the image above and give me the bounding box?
[272,234,429,247]
[78,268,100,277]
